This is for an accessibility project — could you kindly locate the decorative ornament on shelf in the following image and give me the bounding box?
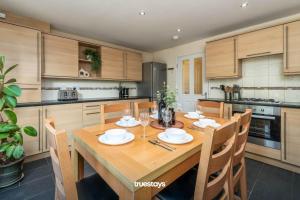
[157,82,177,126]
[0,55,37,188]
[84,49,101,72]
[79,68,90,78]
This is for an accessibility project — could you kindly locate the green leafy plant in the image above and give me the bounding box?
[157,82,176,108]
[84,49,101,71]
[0,56,37,165]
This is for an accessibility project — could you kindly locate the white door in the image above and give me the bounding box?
[177,54,204,112]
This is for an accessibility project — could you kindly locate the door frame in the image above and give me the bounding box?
[176,52,207,111]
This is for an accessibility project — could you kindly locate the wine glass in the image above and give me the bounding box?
[139,112,150,139]
[162,109,172,128]
[195,102,201,114]
[151,102,158,115]
[123,108,131,126]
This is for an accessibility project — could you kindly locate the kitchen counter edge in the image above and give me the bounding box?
[17,96,151,108]
[198,98,300,109]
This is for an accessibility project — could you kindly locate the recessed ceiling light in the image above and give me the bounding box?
[177,28,181,32]
[240,1,248,8]
[139,10,146,15]
[172,35,179,40]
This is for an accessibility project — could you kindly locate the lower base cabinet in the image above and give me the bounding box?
[43,104,83,151]
[281,108,300,166]
[15,106,43,156]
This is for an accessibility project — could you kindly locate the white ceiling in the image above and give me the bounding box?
[1,0,300,51]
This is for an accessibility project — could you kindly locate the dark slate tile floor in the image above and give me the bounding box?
[0,157,298,200]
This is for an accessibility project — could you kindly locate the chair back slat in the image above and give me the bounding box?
[45,118,78,200]
[50,147,66,200]
[100,103,131,124]
[194,120,237,200]
[198,101,224,118]
[134,101,155,119]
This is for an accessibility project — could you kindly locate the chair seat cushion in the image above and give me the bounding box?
[76,174,118,200]
[156,168,197,200]
[156,168,225,200]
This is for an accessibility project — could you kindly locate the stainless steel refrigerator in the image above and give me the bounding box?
[137,62,167,100]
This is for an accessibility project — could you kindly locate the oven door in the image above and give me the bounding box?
[248,114,281,150]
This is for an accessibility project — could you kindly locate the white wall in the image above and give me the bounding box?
[152,13,300,102]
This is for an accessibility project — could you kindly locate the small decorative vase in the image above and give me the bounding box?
[158,99,166,125]
[86,54,92,61]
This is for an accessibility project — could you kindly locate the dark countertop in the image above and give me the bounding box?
[17,96,151,107]
[198,98,300,109]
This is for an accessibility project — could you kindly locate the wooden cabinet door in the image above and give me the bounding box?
[18,84,41,103]
[43,103,83,151]
[15,107,42,156]
[83,109,101,126]
[101,46,125,80]
[223,104,232,120]
[43,34,78,77]
[284,21,300,74]
[0,22,41,84]
[281,108,300,166]
[237,25,283,59]
[206,37,239,79]
[126,51,142,81]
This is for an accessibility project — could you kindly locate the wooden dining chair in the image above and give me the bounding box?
[44,118,118,200]
[230,109,252,200]
[100,102,131,124]
[156,120,238,200]
[198,100,224,118]
[133,101,156,119]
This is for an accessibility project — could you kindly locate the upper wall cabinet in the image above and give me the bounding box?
[101,46,125,80]
[43,34,78,77]
[0,22,41,85]
[284,21,300,74]
[237,25,283,59]
[125,51,142,81]
[206,37,240,79]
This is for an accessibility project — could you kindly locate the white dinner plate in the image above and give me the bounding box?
[158,132,193,144]
[98,132,135,145]
[184,114,205,120]
[192,121,221,128]
[115,120,140,127]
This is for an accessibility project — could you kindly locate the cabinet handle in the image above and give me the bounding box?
[20,87,39,90]
[228,107,230,119]
[37,32,41,82]
[233,38,236,74]
[86,112,100,115]
[38,109,41,151]
[85,105,100,108]
[283,112,287,160]
[45,108,48,149]
[285,26,289,70]
[246,51,271,57]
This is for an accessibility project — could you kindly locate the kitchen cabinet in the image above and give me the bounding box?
[206,37,240,79]
[82,102,103,126]
[281,108,300,166]
[237,25,283,59]
[43,103,83,151]
[15,107,42,156]
[126,51,143,81]
[0,22,41,85]
[18,84,41,103]
[101,46,125,80]
[284,21,300,74]
[43,34,78,77]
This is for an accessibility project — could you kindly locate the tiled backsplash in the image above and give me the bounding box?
[42,79,137,100]
[208,55,300,102]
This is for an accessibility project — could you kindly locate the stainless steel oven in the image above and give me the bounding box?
[232,104,281,150]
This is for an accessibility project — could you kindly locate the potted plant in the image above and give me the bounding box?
[84,49,101,72]
[0,56,37,188]
[157,83,176,125]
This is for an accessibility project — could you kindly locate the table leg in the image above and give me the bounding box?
[72,145,84,181]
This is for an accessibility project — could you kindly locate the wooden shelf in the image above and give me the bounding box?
[79,58,92,63]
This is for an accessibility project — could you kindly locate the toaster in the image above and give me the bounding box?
[58,88,78,101]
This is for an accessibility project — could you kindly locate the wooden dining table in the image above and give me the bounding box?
[72,112,227,200]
